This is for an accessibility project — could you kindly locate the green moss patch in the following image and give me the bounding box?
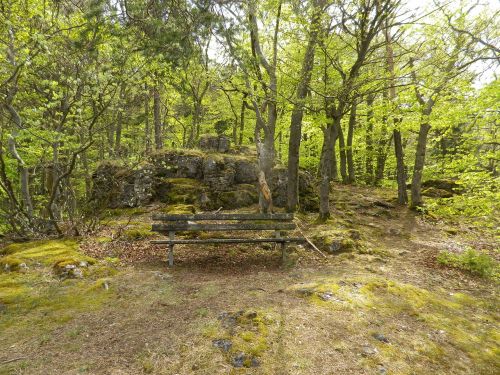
[205,309,279,368]
[160,204,196,214]
[155,177,204,205]
[1,239,95,271]
[0,240,118,349]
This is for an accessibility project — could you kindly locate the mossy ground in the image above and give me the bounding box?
[0,240,118,369]
[1,184,499,374]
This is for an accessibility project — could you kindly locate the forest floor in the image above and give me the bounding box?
[0,184,498,375]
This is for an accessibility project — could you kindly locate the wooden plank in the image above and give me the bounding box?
[151,237,306,245]
[152,222,296,232]
[152,212,294,222]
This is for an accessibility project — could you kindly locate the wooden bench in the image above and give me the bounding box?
[150,213,305,266]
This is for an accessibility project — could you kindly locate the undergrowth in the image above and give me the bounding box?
[437,249,499,279]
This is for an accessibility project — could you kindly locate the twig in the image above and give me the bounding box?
[293,218,327,258]
[1,357,27,365]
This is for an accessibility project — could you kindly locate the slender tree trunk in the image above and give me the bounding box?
[337,120,348,184]
[5,106,34,220]
[239,93,247,145]
[319,124,333,221]
[393,124,408,204]
[331,119,339,181]
[365,95,375,184]
[153,84,162,150]
[115,110,122,155]
[374,119,390,185]
[286,0,325,212]
[382,15,407,204]
[347,101,357,184]
[411,122,431,208]
[144,84,151,153]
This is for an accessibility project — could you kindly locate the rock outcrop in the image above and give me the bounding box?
[91,147,318,211]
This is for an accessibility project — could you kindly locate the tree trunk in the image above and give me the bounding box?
[153,84,162,150]
[286,0,324,212]
[393,125,408,205]
[365,95,375,184]
[410,122,431,208]
[319,125,333,221]
[382,15,407,204]
[144,85,151,153]
[115,110,122,155]
[331,120,339,181]
[337,120,348,184]
[347,102,357,183]
[239,93,247,145]
[374,117,390,185]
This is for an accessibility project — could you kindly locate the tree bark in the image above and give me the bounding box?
[337,120,348,184]
[239,93,248,145]
[393,125,408,204]
[286,0,325,212]
[319,125,333,221]
[145,84,151,153]
[153,84,163,150]
[365,95,375,184]
[411,122,431,208]
[347,101,357,184]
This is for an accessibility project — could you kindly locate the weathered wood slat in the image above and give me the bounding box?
[152,222,296,232]
[151,237,306,244]
[152,213,294,222]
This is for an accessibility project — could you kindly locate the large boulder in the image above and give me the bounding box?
[91,162,154,208]
[234,158,258,183]
[270,167,318,211]
[199,134,231,153]
[91,149,318,211]
[203,155,236,191]
[150,150,203,179]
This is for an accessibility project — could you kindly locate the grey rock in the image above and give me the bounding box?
[319,292,334,301]
[203,156,235,191]
[234,159,258,183]
[151,152,203,179]
[199,135,231,153]
[232,353,259,368]
[212,339,232,352]
[91,162,154,208]
[378,364,387,374]
[372,333,390,343]
[361,345,378,357]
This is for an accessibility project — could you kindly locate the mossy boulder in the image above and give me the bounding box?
[1,240,96,279]
[422,187,454,198]
[155,177,204,204]
[217,184,259,209]
[91,162,154,208]
[161,204,196,214]
[150,149,204,179]
[311,228,361,254]
[92,148,318,211]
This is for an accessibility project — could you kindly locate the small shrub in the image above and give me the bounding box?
[437,249,499,279]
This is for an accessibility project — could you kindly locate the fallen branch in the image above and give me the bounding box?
[1,357,27,365]
[293,218,327,258]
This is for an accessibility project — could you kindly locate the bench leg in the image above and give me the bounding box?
[168,231,175,267]
[281,242,287,264]
[168,244,174,266]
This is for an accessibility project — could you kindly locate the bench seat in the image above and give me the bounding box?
[150,212,304,266]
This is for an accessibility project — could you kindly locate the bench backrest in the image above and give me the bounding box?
[151,212,296,232]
